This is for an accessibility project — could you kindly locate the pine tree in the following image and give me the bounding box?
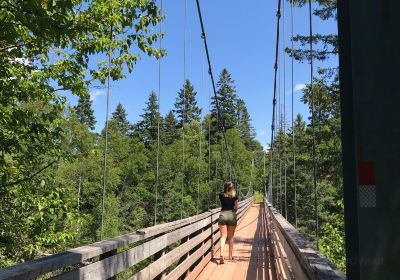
[163,110,178,145]
[111,103,130,135]
[134,91,162,146]
[174,79,202,127]
[212,69,238,130]
[75,93,96,130]
[286,1,337,63]
[236,98,256,150]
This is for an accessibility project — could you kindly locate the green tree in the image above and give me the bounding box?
[236,98,257,150]
[283,0,344,271]
[75,93,96,130]
[163,110,179,145]
[174,79,202,127]
[134,91,162,147]
[0,0,164,187]
[212,69,238,130]
[286,0,337,62]
[111,102,130,135]
[319,200,345,272]
[0,0,164,267]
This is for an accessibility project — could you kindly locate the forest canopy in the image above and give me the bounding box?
[0,0,263,266]
[0,0,344,274]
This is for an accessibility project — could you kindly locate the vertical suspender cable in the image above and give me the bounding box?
[154,0,162,225]
[263,151,266,197]
[283,0,288,219]
[196,129,201,214]
[278,4,283,213]
[308,0,319,245]
[279,144,282,212]
[197,58,204,214]
[269,0,282,207]
[180,0,187,220]
[100,25,113,241]
[291,0,298,228]
[208,82,212,209]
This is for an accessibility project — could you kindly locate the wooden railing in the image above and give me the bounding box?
[0,197,253,280]
[264,199,345,280]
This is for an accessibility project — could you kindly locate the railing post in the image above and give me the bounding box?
[210,211,215,259]
[155,248,167,280]
[100,249,117,280]
[176,235,190,278]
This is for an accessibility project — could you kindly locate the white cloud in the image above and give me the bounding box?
[263,145,274,152]
[13,57,31,66]
[294,83,306,92]
[258,130,267,136]
[90,89,105,101]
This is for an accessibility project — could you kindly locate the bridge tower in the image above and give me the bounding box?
[338,0,400,279]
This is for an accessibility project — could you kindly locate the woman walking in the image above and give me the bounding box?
[218,181,238,264]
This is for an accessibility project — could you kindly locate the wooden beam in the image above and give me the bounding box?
[51,217,213,280]
[129,224,219,280]
[0,197,253,280]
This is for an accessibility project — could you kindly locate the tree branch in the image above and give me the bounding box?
[0,159,58,188]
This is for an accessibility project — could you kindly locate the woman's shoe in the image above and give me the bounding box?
[220,256,225,264]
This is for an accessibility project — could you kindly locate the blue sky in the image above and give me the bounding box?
[70,0,338,149]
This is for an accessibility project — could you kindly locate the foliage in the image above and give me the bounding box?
[0,0,345,275]
[212,68,238,130]
[132,91,162,147]
[0,0,164,184]
[0,62,265,269]
[174,80,202,127]
[285,0,337,63]
[111,103,130,135]
[0,0,165,267]
[270,72,344,270]
[253,192,264,204]
[318,200,346,272]
[75,93,96,130]
[275,0,344,271]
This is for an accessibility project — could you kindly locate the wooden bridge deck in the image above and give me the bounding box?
[0,200,344,280]
[195,204,275,280]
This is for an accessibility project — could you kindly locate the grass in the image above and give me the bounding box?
[253,191,264,204]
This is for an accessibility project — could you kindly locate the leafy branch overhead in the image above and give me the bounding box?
[0,0,165,188]
[285,0,337,63]
[285,34,338,62]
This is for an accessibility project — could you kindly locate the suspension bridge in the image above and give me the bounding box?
[1,0,400,278]
[0,197,344,280]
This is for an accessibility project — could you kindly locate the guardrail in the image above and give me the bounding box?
[264,199,345,280]
[0,197,253,280]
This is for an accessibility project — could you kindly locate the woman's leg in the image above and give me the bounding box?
[227,225,236,259]
[219,225,227,260]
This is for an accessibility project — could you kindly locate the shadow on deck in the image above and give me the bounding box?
[195,204,276,280]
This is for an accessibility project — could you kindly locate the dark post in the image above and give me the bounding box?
[337,0,400,279]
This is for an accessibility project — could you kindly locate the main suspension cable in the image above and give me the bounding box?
[195,0,235,183]
[269,0,282,207]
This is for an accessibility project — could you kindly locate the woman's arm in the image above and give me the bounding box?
[234,199,238,211]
